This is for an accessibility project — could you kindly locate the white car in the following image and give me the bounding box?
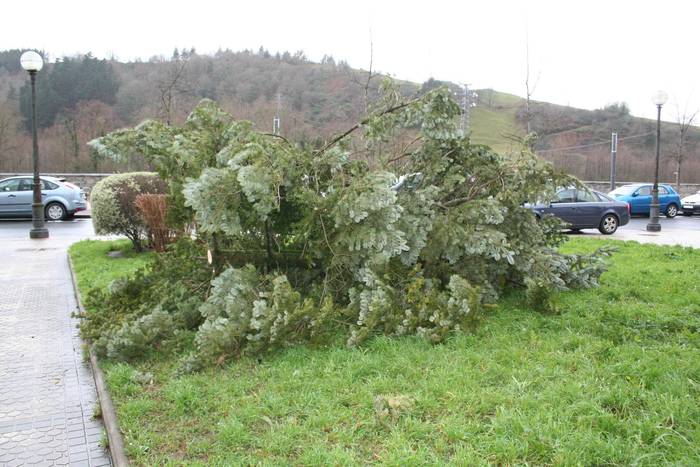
[681,190,700,216]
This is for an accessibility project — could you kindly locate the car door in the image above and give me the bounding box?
[575,189,602,227]
[15,178,35,215]
[657,185,670,211]
[544,188,579,226]
[0,179,23,214]
[632,185,652,214]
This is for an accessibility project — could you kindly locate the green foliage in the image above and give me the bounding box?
[19,53,119,129]
[347,268,483,347]
[77,238,211,360]
[87,86,611,370]
[182,266,336,372]
[90,172,166,251]
[105,307,175,360]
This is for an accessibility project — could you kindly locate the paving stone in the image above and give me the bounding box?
[0,236,112,466]
[70,450,90,462]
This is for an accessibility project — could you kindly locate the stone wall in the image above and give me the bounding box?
[584,181,700,197]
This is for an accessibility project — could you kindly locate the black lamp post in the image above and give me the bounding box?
[646,90,668,233]
[20,51,48,239]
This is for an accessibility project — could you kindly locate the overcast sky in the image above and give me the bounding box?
[3,0,698,121]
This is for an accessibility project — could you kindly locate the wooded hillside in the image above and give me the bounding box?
[1,48,698,183]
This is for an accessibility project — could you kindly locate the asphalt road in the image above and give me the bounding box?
[0,218,97,246]
[565,214,700,247]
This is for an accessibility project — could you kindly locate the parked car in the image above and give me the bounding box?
[608,183,681,218]
[531,188,631,234]
[681,190,700,216]
[0,176,87,220]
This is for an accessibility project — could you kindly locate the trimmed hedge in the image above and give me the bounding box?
[90,172,166,251]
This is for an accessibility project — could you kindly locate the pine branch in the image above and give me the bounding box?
[315,99,417,156]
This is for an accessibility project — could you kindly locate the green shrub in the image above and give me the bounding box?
[90,172,166,251]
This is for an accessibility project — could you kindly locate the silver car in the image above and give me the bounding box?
[0,176,87,220]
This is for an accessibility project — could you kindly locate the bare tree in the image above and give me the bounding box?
[524,22,540,135]
[58,111,80,171]
[0,100,21,171]
[673,99,698,191]
[158,49,193,125]
[348,29,378,114]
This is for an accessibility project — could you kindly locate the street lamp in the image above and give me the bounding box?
[20,50,48,239]
[646,90,668,232]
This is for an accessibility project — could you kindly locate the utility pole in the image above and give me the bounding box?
[460,84,477,135]
[610,132,618,190]
[272,93,281,135]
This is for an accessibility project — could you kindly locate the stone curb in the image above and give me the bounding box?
[67,253,131,467]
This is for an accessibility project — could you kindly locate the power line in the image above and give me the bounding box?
[537,131,654,153]
[457,84,477,135]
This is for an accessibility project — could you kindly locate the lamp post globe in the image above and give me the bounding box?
[646,90,667,232]
[20,51,44,72]
[21,50,48,239]
[651,90,668,107]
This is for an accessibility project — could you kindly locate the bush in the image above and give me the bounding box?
[91,172,166,251]
[135,194,173,252]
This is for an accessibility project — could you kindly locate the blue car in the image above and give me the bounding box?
[0,175,87,220]
[608,183,681,218]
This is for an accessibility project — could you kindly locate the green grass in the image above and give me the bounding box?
[69,239,154,292]
[70,238,700,465]
[471,90,525,154]
[470,106,524,154]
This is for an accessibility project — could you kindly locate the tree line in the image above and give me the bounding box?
[0,47,698,185]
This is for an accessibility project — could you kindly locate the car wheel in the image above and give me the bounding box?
[45,202,67,221]
[598,214,618,235]
[665,204,678,218]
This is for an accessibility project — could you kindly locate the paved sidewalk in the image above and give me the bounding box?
[0,232,110,466]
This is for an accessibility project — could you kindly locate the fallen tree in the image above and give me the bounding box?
[86,83,612,370]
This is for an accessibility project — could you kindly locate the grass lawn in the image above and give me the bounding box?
[69,238,700,466]
[69,239,154,292]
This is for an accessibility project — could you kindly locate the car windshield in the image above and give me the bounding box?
[609,186,637,196]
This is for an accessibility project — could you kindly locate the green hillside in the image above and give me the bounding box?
[470,90,524,153]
